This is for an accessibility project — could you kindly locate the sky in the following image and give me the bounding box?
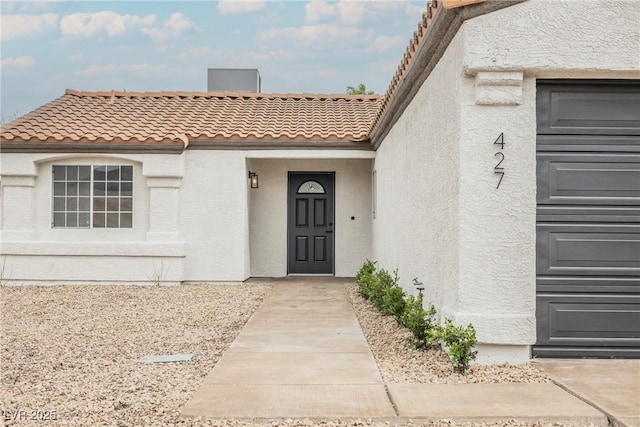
[0,0,426,120]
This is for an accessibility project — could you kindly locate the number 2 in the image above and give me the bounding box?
[494,152,504,170]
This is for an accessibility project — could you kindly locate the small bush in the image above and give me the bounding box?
[356,260,377,300]
[436,318,478,374]
[381,285,406,320]
[400,296,437,348]
[370,268,397,311]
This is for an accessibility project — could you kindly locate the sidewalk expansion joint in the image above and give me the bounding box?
[383,384,400,417]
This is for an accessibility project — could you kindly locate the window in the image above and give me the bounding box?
[297,180,325,194]
[372,170,377,219]
[52,165,133,228]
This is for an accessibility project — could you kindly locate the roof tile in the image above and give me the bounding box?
[1,89,382,145]
[370,0,439,135]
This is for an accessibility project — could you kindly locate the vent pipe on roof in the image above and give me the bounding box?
[207,68,261,93]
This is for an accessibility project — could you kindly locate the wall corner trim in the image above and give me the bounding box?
[474,71,524,105]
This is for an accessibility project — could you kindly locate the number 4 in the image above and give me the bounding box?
[493,132,504,149]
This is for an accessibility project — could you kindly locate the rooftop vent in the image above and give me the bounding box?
[207,68,261,93]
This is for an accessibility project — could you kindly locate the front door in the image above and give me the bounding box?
[287,173,335,275]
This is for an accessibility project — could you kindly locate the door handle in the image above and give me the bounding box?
[326,229,333,233]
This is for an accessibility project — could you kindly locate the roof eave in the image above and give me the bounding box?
[0,140,186,154]
[370,0,527,149]
[187,138,375,151]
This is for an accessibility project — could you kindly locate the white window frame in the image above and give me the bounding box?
[372,169,377,219]
[51,164,134,229]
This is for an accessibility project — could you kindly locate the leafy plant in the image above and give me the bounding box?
[436,318,478,374]
[346,83,374,95]
[370,268,397,311]
[400,296,437,348]
[381,285,406,320]
[356,260,377,300]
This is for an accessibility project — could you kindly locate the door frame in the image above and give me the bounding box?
[286,171,336,276]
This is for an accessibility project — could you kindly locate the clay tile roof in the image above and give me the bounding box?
[1,89,382,146]
[370,0,439,135]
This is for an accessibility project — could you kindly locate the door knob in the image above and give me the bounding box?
[326,230,333,233]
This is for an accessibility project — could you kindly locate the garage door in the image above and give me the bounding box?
[534,81,640,358]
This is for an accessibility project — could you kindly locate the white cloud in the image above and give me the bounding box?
[1,13,58,40]
[259,24,368,46]
[304,0,421,25]
[371,35,403,52]
[77,63,167,77]
[218,0,266,15]
[60,11,156,37]
[305,0,335,23]
[0,56,36,70]
[141,12,198,43]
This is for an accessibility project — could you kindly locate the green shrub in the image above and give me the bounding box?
[400,296,437,348]
[436,318,478,374]
[356,260,377,299]
[381,285,406,320]
[370,268,398,311]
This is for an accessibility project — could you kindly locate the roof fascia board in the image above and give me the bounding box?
[187,139,375,151]
[0,142,185,154]
[371,0,527,149]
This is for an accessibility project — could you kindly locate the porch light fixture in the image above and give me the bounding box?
[248,171,259,188]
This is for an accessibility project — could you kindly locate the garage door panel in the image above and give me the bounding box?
[537,275,640,294]
[537,224,640,276]
[537,153,640,206]
[537,135,640,152]
[537,206,640,223]
[536,81,640,358]
[536,294,640,348]
[537,83,640,135]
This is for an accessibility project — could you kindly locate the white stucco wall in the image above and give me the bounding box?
[462,0,640,78]
[248,158,373,278]
[1,150,374,284]
[179,151,250,282]
[373,28,463,313]
[0,153,185,284]
[373,0,640,363]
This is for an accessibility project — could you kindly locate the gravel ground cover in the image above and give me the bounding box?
[1,282,578,427]
[1,283,270,426]
[345,283,549,384]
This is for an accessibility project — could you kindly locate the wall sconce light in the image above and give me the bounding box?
[248,171,259,188]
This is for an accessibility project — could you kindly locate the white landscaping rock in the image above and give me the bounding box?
[1,282,572,427]
[344,283,550,385]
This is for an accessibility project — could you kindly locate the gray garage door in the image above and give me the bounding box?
[534,80,640,358]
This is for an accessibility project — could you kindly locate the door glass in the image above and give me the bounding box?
[297,180,325,194]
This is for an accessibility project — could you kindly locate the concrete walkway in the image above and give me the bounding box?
[182,279,396,418]
[535,359,640,427]
[182,279,610,425]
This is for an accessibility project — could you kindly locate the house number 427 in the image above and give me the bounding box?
[493,133,505,189]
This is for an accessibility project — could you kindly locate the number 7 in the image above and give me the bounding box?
[495,171,504,189]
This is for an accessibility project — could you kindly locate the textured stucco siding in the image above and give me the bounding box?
[372,28,464,311]
[0,151,372,284]
[248,158,372,278]
[463,0,640,77]
[180,151,250,281]
[372,0,640,363]
[0,152,185,284]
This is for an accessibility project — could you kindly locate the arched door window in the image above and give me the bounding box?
[297,180,325,194]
